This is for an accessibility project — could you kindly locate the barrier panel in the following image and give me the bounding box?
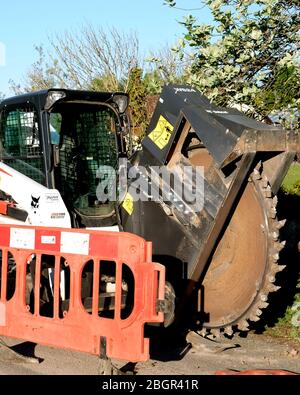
[0,224,165,362]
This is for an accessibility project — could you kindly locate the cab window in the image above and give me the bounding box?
[0,105,45,185]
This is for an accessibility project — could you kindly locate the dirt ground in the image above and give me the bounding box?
[0,331,299,375]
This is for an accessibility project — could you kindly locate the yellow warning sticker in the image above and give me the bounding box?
[148,115,174,150]
[122,192,134,216]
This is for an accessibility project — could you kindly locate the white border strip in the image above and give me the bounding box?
[60,232,90,256]
[10,228,35,250]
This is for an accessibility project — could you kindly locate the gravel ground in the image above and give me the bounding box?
[0,331,299,376]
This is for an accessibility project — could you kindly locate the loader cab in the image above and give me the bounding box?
[0,89,130,228]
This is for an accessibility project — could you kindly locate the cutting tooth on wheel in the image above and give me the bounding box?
[276,265,286,272]
[224,326,233,336]
[267,284,281,293]
[269,207,277,218]
[249,306,262,321]
[274,241,286,252]
[276,219,286,230]
[238,320,249,331]
[272,253,280,262]
[261,176,269,188]
[255,161,262,171]
[258,301,269,309]
[264,186,272,198]
[253,169,261,180]
[271,263,286,274]
[268,274,276,283]
[210,329,221,339]
[198,328,207,337]
[260,294,268,302]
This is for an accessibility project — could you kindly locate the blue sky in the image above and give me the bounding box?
[0,0,211,96]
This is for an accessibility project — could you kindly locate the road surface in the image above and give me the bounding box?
[0,332,299,375]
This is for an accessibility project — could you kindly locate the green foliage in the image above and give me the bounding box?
[146,42,192,91]
[165,1,300,124]
[127,67,149,137]
[282,162,300,196]
[255,65,300,128]
[265,257,300,341]
[256,66,300,111]
[267,291,300,340]
[143,71,164,96]
[290,181,300,197]
[89,74,121,92]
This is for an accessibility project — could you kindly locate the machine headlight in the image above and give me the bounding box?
[45,91,67,110]
[113,94,129,114]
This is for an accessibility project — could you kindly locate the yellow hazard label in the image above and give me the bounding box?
[148,115,174,150]
[122,192,134,216]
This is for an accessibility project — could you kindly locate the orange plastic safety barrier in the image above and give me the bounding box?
[0,224,165,362]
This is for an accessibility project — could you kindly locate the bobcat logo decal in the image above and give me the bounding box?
[31,195,40,209]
